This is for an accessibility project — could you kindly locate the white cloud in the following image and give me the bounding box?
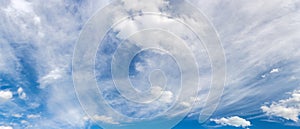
[261,90,300,122]
[121,0,168,12]
[0,0,299,128]
[10,0,33,13]
[0,41,17,74]
[38,68,63,88]
[0,0,109,128]
[150,86,174,103]
[0,126,13,129]
[135,62,144,72]
[270,68,279,73]
[106,1,300,125]
[92,115,120,124]
[12,114,22,118]
[159,90,173,103]
[211,116,251,128]
[17,87,26,99]
[0,90,13,100]
[27,114,40,119]
[20,120,27,124]
[185,0,300,121]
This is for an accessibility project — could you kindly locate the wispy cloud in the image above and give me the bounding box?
[0,0,300,128]
[92,115,120,124]
[0,0,109,128]
[188,0,300,119]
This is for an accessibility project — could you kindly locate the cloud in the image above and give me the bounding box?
[0,0,300,128]
[186,0,300,121]
[150,86,174,103]
[6,0,33,13]
[17,87,26,99]
[0,90,13,100]
[12,114,22,118]
[121,0,168,12]
[270,68,279,74]
[92,115,120,124]
[0,0,109,128]
[26,114,40,119]
[0,126,13,129]
[211,116,251,128]
[38,68,63,89]
[0,40,18,75]
[261,90,300,122]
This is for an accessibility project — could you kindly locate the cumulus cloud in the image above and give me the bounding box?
[211,116,251,128]
[270,68,279,74]
[0,90,13,100]
[261,90,300,122]
[17,87,26,99]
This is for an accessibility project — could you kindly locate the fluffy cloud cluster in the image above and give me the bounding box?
[261,90,300,122]
[211,116,251,128]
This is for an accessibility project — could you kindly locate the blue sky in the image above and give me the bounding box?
[0,0,300,129]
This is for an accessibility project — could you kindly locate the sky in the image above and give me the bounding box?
[0,0,300,129]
